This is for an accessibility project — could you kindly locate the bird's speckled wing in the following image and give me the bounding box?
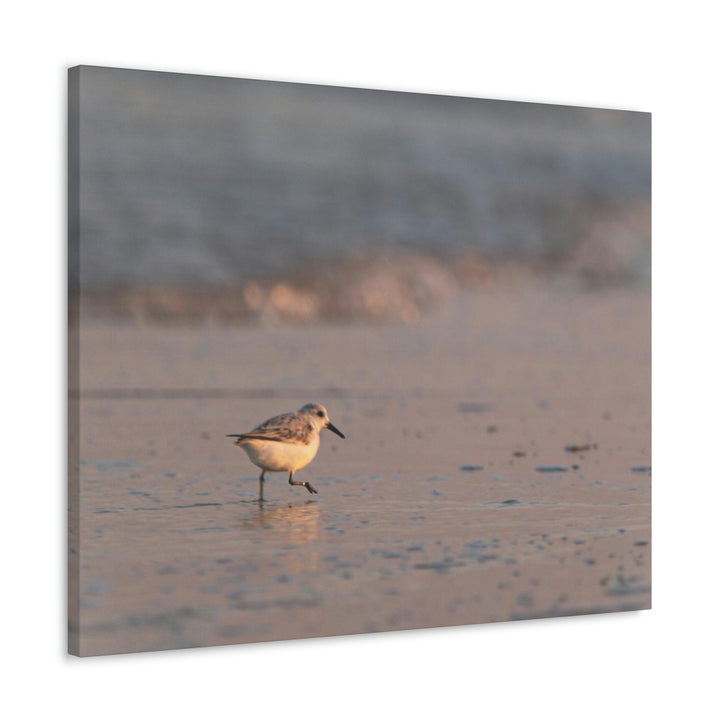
[235,412,314,445]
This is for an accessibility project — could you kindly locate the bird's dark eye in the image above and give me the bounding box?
[317,410,325,417]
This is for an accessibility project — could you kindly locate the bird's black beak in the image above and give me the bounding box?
[327,422,345,439]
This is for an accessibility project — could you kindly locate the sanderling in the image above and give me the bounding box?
[227,402,345,501]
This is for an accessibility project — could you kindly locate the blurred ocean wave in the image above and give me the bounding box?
[71,66,650,321]
[79,242,649,326]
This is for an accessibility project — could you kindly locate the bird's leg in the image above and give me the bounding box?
[259,470,266,502]
[288,471,318,495]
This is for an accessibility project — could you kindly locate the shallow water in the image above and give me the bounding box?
[69,286,651,655]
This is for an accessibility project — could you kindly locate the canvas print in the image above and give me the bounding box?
[68,66,651,656]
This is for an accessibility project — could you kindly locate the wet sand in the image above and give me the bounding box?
[69,283,650,656]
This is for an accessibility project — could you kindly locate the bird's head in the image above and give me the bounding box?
[299,402,345,438]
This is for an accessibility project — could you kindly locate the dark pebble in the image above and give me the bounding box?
[564,443,598,453]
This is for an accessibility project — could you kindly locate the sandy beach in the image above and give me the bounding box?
[68,282,650,655]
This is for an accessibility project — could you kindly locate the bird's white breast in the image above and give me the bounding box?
[240,434,320,472]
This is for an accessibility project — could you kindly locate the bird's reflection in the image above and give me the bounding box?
[244,502,322,547]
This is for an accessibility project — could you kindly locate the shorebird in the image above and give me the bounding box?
[227,403,345,501]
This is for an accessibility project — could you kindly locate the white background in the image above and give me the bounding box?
[3,2,718,718]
